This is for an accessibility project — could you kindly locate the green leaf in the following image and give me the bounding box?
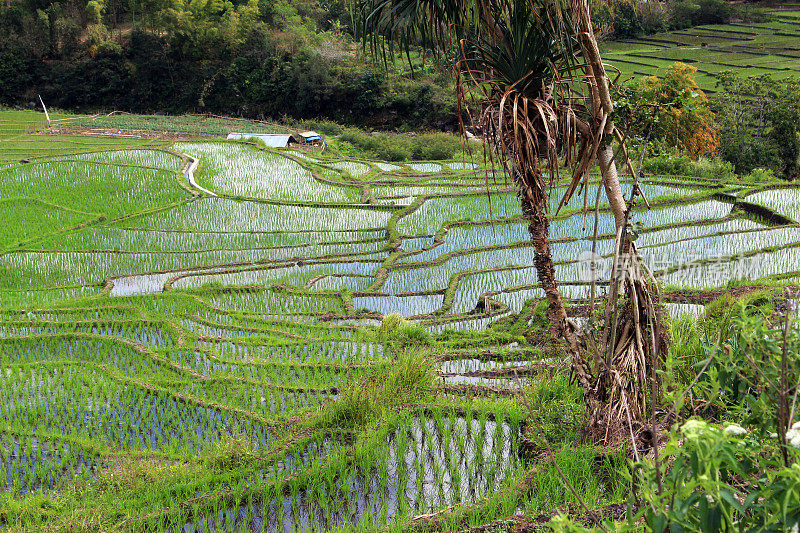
[648,510,667,533]
[708,506,722,532]
[742,491,759,511]
[699,496,710,532]
[719,488,743,513]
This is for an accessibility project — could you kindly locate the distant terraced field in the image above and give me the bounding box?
[602,9,800,91]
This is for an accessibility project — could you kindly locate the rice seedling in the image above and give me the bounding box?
[746,188,800,222]
[408,163,444,173]
[397,194,522,236]
[174,142,360,203]
[447,162,479,171]
[0,157,189,220]
[1,117,796,531]
[328,161,372,177]
[115,197,393,232]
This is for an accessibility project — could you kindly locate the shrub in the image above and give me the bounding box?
[643,151,734,179]
[285,118,345,136]
[703,288,777,336]
[85,23,109,47]
[718,130,780,175]
[640,421,800,532]
[639,1,667,34]
[374,139,413,162]
[85,1,103,25]
[411,132,462,160]
[554,311,800,532]
[742,167,776,182]
[321,347,436,428]
[667,0,729,29]
[612,0,643,38]
[614,63,718,157]
[768,113,800,179]
[338,128,460,162]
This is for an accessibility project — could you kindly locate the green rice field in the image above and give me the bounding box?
[2,108,800,531]
[602,9,800,91]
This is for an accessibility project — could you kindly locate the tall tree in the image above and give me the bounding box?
[357,0,665,439]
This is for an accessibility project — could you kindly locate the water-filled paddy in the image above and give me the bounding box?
[2,133,797,531]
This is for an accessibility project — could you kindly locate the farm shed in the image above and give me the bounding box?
[297,131,322,144]
[226,133,293,147]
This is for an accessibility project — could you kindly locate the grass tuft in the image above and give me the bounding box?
[321,347,437,429]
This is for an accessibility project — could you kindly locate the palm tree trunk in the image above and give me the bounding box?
[571,0,667,440]
[597,145,627,229]
[572,0,627,229]
[518,171,592,391]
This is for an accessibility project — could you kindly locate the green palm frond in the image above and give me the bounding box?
[355,0,596,211]
[356,0,465,59]
[460,0,578,97]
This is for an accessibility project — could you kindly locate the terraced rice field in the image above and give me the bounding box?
[602,9,800,91]
[2,109,800,530]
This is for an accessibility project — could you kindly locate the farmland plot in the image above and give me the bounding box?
[2,124,798,531]
[602,9,800,91]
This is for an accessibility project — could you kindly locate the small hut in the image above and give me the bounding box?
[296,131,322,145]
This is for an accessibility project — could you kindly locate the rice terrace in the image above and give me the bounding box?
[602,9,800,91]
[3,1,800,531]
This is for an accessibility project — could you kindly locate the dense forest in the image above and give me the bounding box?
[0,0,459,127]
[0,0,788,126]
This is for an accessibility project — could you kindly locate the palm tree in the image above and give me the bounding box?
[357,0,665,439]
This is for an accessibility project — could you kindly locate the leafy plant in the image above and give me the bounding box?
[639,420,800,532]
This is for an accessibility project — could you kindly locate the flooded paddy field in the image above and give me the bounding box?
[1,115,797,531]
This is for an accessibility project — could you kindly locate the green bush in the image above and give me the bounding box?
[293,119,343,136]
[640,421,800,532]
[643,151,734,179]
[718,130,780,175]
[321,347,436,428]
[555,311,800,532]
[612,0,644,38]
[704,288,776,335]
[85,1,103,25]
[411,132,462,160]
[668,0,730,29]
[768,113,800,179]
[742,167,776,182]
[338,128,460,162]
